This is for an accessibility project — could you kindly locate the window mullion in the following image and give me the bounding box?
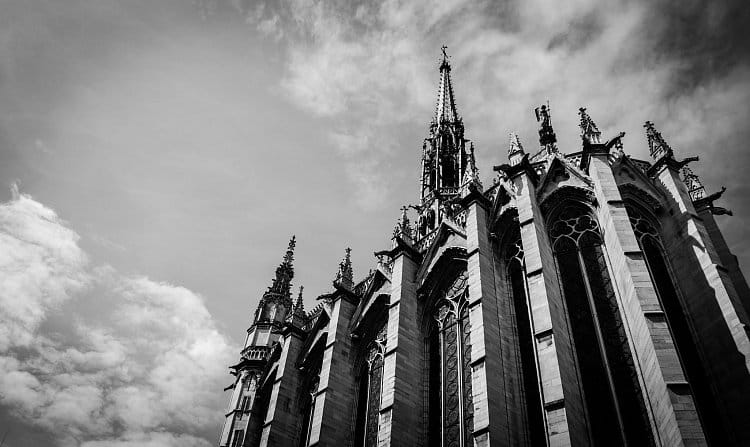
[575,246,628,446]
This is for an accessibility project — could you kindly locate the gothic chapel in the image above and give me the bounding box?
[219,50,750,447]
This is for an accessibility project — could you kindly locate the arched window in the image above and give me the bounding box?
[354,325,387,447]
[298,364,320,447]
[626,204,726,445]
[430,272,474,447]
[549,203,653,446]
[503,235,546,446]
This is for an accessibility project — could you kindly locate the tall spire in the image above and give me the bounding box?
[417,47,472,241]
[578,107,602,144]
[644,121,673,160]
[434,45,459,125]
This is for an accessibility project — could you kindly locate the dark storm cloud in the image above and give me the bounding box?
[639,0,750,94]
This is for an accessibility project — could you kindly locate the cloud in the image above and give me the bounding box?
[240,0,750,245]
[0,191,235,446]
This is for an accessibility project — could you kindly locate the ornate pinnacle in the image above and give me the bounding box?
[508,132,525,166]
[681,166,707,202]
[463,143,481,187]
[578,107,601,144]
[392,206,414,243]
[286,285,307,326]
[535,103,557,153]
[644,121,673,160]
[334,248,354,290]
[295,286,304,311]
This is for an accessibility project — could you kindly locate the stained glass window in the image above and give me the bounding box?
[550,204,653,446]
[505,235,546,445]
[355,325,387,447]
[432,272,474,447]
[626,204,726,445]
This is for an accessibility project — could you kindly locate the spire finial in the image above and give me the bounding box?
[295,286,304,310]
[578,107,601,144]
[266,236,296,299]
[434,46,458,124]
[393,206,414,244]
[283,235,296,266]
[535,102,557,154]
[644,121,673,160]
[333,248,354,290]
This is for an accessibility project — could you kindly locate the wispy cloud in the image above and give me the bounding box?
[0,191,234,446]
[243,0,750,216]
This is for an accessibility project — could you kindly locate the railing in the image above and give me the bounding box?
[241,345,273,362]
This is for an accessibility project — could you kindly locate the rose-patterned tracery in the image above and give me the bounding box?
[432,272,473,447]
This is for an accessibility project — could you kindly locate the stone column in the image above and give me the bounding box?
[377,247,421,447]
[463,196,513,446]
[307,294,358,446]
[654,163,750,445]
[589,152,704,445]
[510,170,578,447]
[259,330,306,446]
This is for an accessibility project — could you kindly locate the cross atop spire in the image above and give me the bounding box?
[578,107,601,144]
[434,46,459,125]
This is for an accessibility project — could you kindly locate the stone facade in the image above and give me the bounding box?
[218,51,750,447]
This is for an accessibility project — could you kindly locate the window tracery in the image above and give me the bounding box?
[625,204,726,444]
[549,205,653,446]
[354,325,387,447]
[432,272,473,447]
[503,234,546,445]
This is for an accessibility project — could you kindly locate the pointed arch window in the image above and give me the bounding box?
[431,272,474,447]
[298,363,321,447]
[549,204,653,446]
[503,235,546,445]
[626,204,726,445]
[354,325,387,447]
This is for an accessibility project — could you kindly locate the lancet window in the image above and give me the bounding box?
[354,325,387,447]
[503,235,546,445]
[549,203,653,446]
[625,203,725,444]
[429,272,474,447]
[299,363,321,447]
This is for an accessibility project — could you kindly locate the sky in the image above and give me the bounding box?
[0,0,748,446]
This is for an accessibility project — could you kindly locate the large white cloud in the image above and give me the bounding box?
[0,191,235,447]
